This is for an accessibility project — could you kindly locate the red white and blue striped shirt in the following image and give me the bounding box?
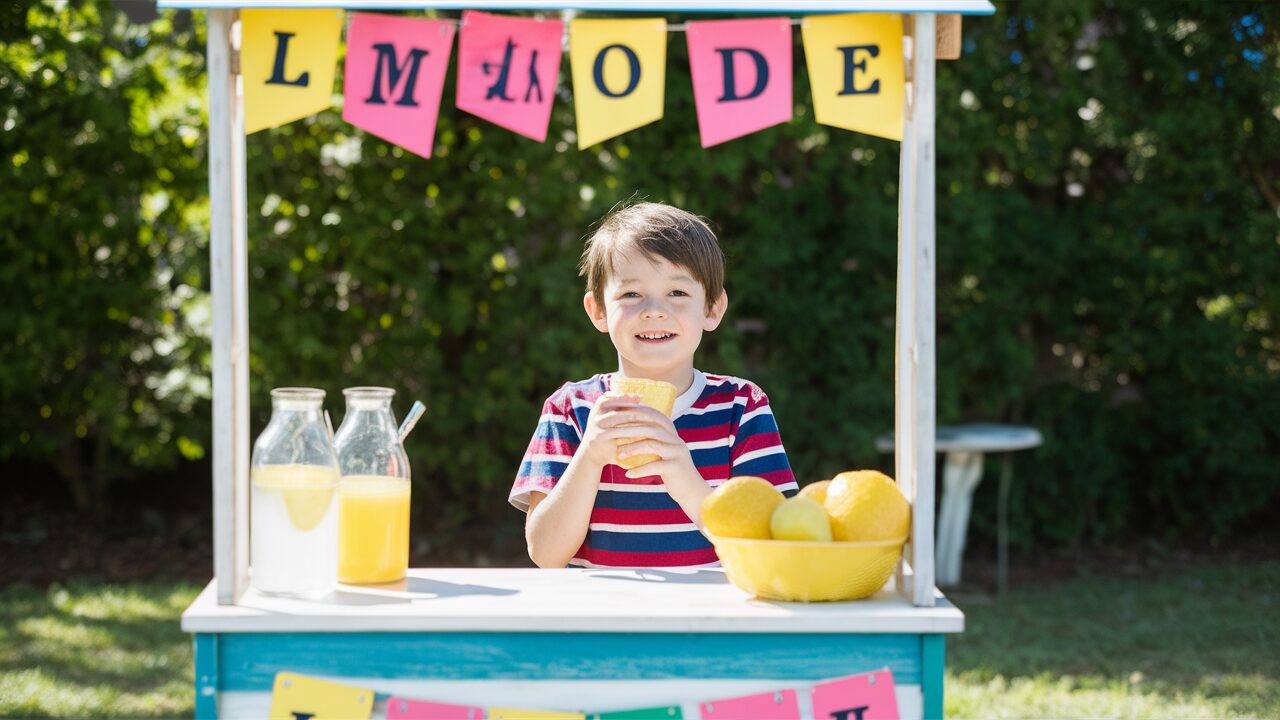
[510,370,798,568]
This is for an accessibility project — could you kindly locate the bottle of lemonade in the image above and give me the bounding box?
[250,388,340,596]
[334,387,411,584]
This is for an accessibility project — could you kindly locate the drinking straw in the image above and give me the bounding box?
[397,401,426,443]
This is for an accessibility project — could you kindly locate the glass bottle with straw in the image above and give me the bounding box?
[334,387,422,584]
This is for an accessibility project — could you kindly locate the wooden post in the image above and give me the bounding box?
[896,13,937,607]
[207,8,250,605]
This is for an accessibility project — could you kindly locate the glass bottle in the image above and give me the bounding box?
[334,387,412,584]
[250,388,340,596]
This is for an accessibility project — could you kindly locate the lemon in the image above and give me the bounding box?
[824,470,911,542]
[700,476,784,539]
[797,480,830,506]
[769,496,833,542]
[253,464,338,532]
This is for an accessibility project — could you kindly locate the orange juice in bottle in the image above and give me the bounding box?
[333,387,412,584]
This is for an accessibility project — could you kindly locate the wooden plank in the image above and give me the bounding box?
[180,571,965,633]
[206,9,238,606]
[909,11,938,609]
[193,633,219,719]
[217,632,924,685]
[921,635,945,720]
[894,15,917,604]
[230,11,252,607]
[936,13,962,60]
[159,0,998,14]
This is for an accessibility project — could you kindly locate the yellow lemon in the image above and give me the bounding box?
[769,496,833,542]
[253,464,338,532]
[700,476,784,539]
[797,480,831,506]
[824,470,911,542]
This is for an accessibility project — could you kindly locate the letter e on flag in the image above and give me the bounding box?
[343,13,455,159]
[801,13,904,141]
[241,9,343,134]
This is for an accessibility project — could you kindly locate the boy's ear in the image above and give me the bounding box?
[703,290,729,332]
[583,291,609,333]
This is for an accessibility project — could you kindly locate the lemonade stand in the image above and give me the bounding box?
[169,1,995,718]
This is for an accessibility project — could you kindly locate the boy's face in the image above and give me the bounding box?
[584,249,727,379]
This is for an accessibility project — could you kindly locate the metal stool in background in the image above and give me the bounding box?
[876,423,1042,593]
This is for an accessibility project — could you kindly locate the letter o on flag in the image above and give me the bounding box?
[592,44,641,98]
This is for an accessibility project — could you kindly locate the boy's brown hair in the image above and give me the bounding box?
[579,201,725,313]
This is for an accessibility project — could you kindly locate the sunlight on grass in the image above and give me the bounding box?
[947,562,1279,718]
[0,582,200,718]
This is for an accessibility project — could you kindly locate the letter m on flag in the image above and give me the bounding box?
[343,13,456,159]
[366,44,429,106]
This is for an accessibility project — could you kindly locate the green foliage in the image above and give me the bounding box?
[0,1,210,516]
[3,0,1277,545]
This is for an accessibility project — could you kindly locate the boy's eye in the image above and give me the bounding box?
[620,292,640,299]
[669,290,689,297]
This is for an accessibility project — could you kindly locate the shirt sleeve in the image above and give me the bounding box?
[730,383,799,496]
[509,385,582,512]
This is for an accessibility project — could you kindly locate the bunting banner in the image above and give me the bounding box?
[569,18,667,149]
[455,10,564,141]
[241,8,343,134]
[342,13,456,159]
[241,10,924,147]
[800,13,905,141]
[268,672,373,720]
[699,689,799,719]
[286,669,899,719]
[686,17,792,148]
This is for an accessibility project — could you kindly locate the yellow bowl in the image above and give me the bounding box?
[707,532,908,602]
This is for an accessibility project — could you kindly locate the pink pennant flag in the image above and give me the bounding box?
[686,17,793,148]
[456,10,564,141]
[810,669,900,720]
[699,689,799,720]
[386,695,485,720]
[342,13,455,159]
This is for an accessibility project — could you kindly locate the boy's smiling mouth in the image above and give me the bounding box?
[635,332,676,343]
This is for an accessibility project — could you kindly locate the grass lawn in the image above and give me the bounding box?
[0,562,1275,718]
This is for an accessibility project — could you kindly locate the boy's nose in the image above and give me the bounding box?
[640,301,669,318]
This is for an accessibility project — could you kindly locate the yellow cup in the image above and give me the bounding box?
[612,377,678,470]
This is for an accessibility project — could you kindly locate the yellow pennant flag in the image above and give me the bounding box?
[242,9,343,134]
[570,18,667,149]
[268,672,373,720]
[801,13,904,141]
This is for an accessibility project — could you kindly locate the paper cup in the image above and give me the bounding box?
[612,378,677,470]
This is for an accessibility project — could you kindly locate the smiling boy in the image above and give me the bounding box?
[509,202,797,568]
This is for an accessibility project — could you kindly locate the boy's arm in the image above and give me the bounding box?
[524,451,607,568]
[521,393,656,567]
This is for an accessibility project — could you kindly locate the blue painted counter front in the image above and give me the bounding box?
[183,567,962,718]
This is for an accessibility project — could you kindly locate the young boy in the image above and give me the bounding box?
[509,202,797,568]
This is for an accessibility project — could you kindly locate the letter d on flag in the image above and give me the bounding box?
[241,9,343,134]
[686,18,792,148]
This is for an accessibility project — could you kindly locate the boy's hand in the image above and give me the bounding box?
[614,405,698,483]
[578,393,665,469]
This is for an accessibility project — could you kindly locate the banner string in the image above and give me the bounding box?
[341,12,807,33]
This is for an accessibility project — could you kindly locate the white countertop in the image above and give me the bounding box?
[182,567,964,634]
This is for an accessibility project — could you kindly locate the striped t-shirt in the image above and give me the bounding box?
[510,370,798,568]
